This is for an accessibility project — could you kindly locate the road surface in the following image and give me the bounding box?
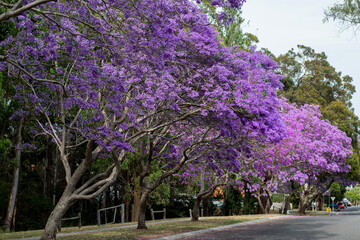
[184,206,360,240]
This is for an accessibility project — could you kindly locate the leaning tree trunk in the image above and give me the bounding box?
[298,184,321,215]
[257,170,273,214]
[192,185,218,221]
[4,119,23,231]
[257,193,272,214]
[192,196,202,221]
[282,194,291,214]
[41,142,108,240]
[265,191,273,213]
[137,190,150,229]
[257,194,267,214]
[41,192,74,240]
[298,196,307,215]
[299,201,307,215]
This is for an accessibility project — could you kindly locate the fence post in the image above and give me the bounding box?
[121,204,125,223]
[78,213,81,228]
[97,209,101,226]
[150,209,155,221]
[189,209,192,217]
[163,208,166,219]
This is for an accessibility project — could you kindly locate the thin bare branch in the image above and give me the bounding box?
[0,0,53,23]
[73,163,115,195]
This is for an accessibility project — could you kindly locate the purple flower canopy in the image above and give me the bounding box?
[0,0,353,191]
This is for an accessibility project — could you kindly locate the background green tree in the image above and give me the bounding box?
[324,0,360,31]
[345,186,360,204]
[199,0,258,48]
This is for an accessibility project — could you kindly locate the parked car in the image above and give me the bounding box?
[343,200,352,207]
[337,202,345,209]
[329,203,339,210]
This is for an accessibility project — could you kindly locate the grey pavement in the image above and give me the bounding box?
[152,216,291,240]
[8,206,360,240]
[161,206,360,240]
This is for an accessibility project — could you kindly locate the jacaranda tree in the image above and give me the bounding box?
[268,100,353,214]
[0,0,292,238]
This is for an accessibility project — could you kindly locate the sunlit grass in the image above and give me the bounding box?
[0,215,280,240]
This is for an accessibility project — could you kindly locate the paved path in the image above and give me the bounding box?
[161,206,360,240]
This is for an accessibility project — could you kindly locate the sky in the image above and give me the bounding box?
[241,0,360,117]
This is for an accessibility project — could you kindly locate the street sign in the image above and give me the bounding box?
[331,197,336,212]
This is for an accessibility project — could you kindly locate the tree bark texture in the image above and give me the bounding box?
[257,192,272,214]
[257,171,273,214]
[318,194,324,211]
[3,119,23,231]
[133,186,141,222]
[137,190,150,229]
[192,186,217,221]
[191,196,202,221]
[53,147,59,206]
[41,194,74,240]
[299,195,307,215]
[298,184,320,215]
[282,195,291,214]
[41,142,120,239]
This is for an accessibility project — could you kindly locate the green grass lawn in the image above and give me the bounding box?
[0,215,280,240]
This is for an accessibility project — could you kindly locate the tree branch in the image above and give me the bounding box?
[0,0,53,23]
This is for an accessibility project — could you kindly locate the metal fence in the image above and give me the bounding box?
[97,204,125,226]
[58,213,81,231]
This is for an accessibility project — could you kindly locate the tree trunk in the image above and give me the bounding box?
[298,184,320,215]
[101,190,106,208]
[203,197,209,217]
[299,195,307,215]
[3,119,23,231]
[4,167,20,231]
[265,191,273,213]
[192,196,202,221]
[12,202,17,231]
[257,191,272,214]
[318,194,323,211]
[53,147,59,206]
[282,195,291,214]
[41,193,74,240]
[257,195,266,214]
[133,187,140,222]
[257,171,273,214]
[137,190,150,229]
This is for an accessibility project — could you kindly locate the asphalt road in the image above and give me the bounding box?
[186,206,360,240]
